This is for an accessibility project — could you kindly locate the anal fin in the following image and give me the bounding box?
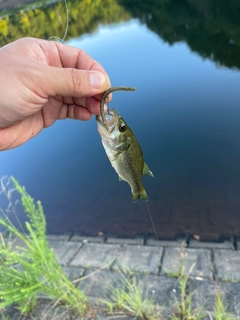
[143,162,154,178]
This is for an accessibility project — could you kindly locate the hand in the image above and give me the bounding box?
[0,37,111,150]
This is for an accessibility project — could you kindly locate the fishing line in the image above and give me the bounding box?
[145,201,159,241]
[48,0,69,44]
[47,0,95,72]
[60,0,69,43]
[47,2,158,243]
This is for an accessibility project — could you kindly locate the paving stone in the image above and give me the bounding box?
[71,235,104,243]
[112,244,163,274]
[62,266,85,282]
[106,237,144,245]
[69,243,120,269]
[188,279,218,319]
[161,247,212,279]
[189,240,234,250]
[189,279,240,318]
[46,234,71,241]
[84,314,137,320]
[217,282,240,315]
[214,249,240,281]
[24,299,80,320]
[136,274,180,319]
[0,305,29,320]
[0,300,60,320]
[79,269,126,306]
[0,302,137,320]
[0,300,137,320]
[93,316,137,320]
[48,240,82,266]
[145,238,186,247]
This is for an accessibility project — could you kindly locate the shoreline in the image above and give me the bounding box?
[2,233,240,318]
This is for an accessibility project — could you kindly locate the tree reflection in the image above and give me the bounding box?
[121,0,240,69]
[0,0,130,45]
[1,0,240,69]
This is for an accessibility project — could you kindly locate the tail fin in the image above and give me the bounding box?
[132,188,149,202]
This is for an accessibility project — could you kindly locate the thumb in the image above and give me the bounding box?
[42,66,110,97]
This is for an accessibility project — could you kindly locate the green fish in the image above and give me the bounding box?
[96,86,153,201]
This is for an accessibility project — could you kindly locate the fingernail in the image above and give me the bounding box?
[90,72,105,89]
[106,75,111,87]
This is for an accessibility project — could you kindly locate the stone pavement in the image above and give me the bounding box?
[2,234,240,319]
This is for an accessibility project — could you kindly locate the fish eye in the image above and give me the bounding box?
[119,122,126,132]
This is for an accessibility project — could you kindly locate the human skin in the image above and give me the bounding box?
[0,37,111,151]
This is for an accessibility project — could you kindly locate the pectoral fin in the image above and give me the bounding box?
[115,137,132,151]
[143,162,154,178]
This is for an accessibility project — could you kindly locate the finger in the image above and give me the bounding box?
[57,104,92,121]
[41,98,93,125]
[42,65,110,98]
[89,92,112,103]
[39,39,110,84]
[72,91,112,111]
[61,91,112,109]
[73,96,108,114]
[47,40,99,69]
[57,99,109,122]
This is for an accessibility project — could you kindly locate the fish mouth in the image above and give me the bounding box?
[96,110,118,134]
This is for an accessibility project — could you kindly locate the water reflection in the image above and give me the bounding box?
[121,0,240,69]
[1,0,240,69]
[1,1,240,240]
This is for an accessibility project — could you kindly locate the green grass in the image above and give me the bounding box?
[0,177,88,316]
[170,261,204,320]
[210,291,239,320]
[102,268,162,320]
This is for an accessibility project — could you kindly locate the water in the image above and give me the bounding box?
[1,0,240,240]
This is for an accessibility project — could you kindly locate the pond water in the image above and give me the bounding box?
[1,0,240,240]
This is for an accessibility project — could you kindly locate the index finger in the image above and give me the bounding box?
[40,40,110,81]
[38,39,112,101]
[71,49,112,101]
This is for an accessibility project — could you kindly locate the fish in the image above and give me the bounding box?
[96,86,154,202]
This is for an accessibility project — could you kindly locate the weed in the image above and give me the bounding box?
[170,265,204,319]
[170,246,205,320]
[0,177,88,316]
[102,268,162,320]
[207,291,239,320]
